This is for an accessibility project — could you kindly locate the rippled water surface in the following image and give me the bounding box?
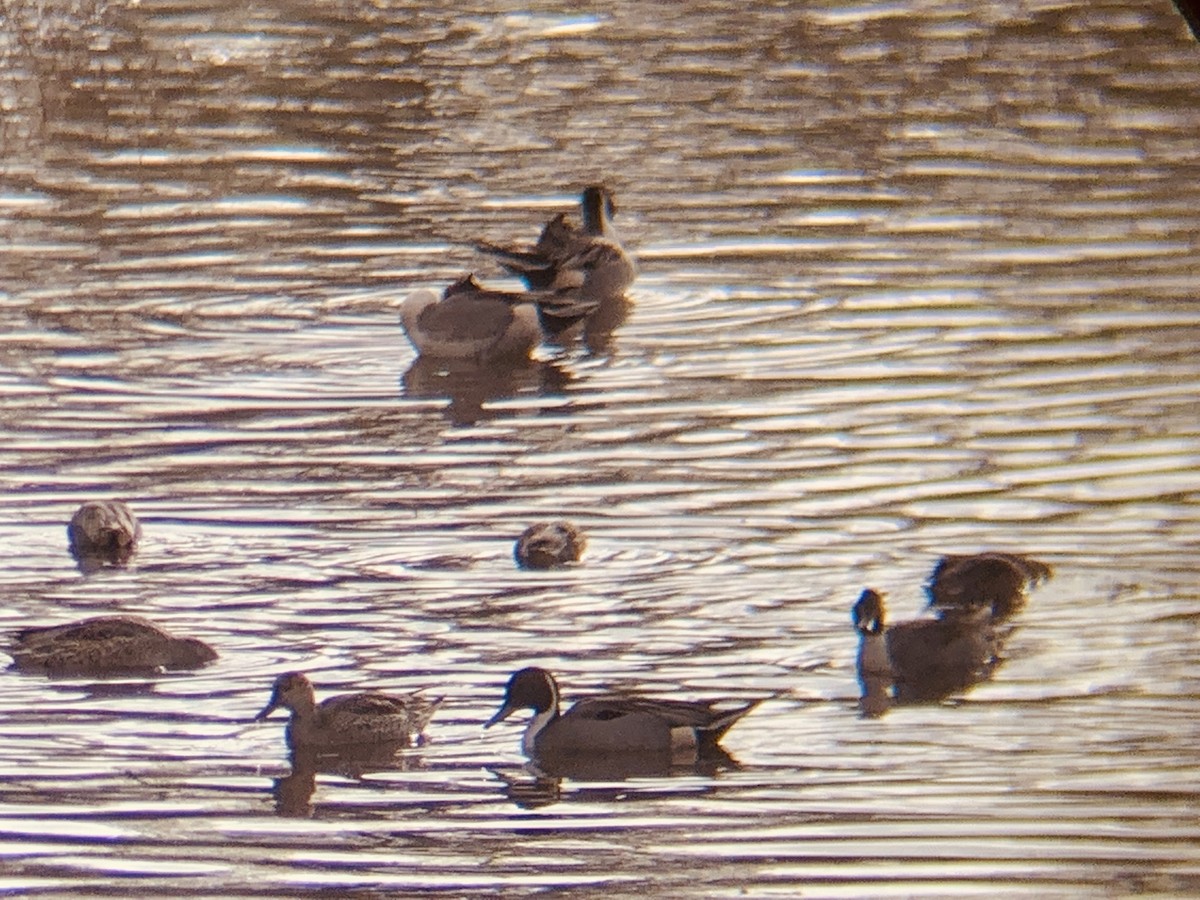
[2,0,1199,896]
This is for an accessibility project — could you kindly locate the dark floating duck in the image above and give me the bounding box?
[255,672,441,752]
[486,666,762,765]
[9,615,217,675]
[852,551,1051,716]
[926,551,1052,622]
[852,588,998,711]
[67,500,141,571]
[514,521,586,569]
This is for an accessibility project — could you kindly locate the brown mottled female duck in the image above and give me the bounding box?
[485,666,762,762]
[255,672,441,750]
[926,551,1051,621]
[514,521,586,569]
[9,615,217,675]
[68,500,141,569]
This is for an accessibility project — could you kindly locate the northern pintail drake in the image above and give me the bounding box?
[476,185,636,298]
[68,500,141,569]
[514,521,586,569]
[256,672,441,750]
[8,615,217,675]
[926,552,1051,622]
[485,666,762,762]
[400,264,617,363]
[853,588,997,704]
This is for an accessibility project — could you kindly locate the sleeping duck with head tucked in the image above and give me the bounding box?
[9,615,217,676]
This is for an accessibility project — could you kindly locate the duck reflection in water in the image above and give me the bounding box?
[400,355,572,426]
[255,673,440,816]
[490,746,741,810]
[486,667,761,778]
[271,743,430,818]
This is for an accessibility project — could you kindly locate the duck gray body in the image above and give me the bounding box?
[476,185,636,298]
[9,615,217,675]
[256,672,441,750]
[853,589,997,703]
[927,551,1051,621]
[68,500,141,568]
[401,255,623,364]
[486,666,761,761]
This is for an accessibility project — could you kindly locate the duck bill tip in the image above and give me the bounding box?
[484,703,516,729]
[254,701,279,722]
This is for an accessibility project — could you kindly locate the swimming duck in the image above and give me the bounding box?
[926,552,1051,621]
[476,185,636,298]
[853,588,998,704]
[514,521,586,569]
[255,672,441,750]
[485,666,762,762]
[400,263,616,363]
[68,500,141,568]
[8,615,217,675]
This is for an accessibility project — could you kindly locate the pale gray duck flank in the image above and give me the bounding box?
[256,672,441,750]
[400,259,620,364]
[9,615,217,675]
[485,666,762,762]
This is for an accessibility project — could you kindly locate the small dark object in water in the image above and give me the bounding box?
[514,521,586,569]
[68,500,141,569]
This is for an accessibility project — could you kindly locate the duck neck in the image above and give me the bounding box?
[581,189,611,236]
[857,629,892,679]
[522,706,558,755]
[522,675,560,755]
[289,691,319,721]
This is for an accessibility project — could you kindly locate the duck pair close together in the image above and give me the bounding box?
[252,666,761,765]
[401,185,636,364]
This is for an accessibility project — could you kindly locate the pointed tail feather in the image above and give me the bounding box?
[698,698,764,746]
